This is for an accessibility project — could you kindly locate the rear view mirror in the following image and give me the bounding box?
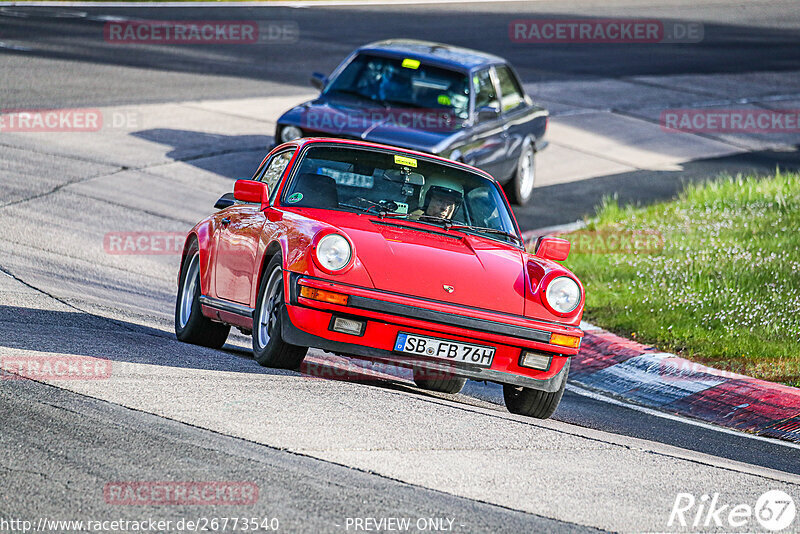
[535,236,570,261]
[233,179,270,208]
[384,169,425,186]
[214,192,235,210]
[310,72,328,91]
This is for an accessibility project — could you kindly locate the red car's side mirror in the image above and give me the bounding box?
[233,180,270,208]
[534,236,570,261]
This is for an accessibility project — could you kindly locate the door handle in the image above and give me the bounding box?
[221,217,231,227]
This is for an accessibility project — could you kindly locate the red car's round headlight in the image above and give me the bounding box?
[544,276,581,314]
[315,233,352,272]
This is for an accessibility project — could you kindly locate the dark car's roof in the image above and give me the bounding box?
[356,39,505,71]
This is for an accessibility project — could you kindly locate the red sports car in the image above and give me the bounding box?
[175,138,584,418]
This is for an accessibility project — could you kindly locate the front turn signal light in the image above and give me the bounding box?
[300,286,349,306]
[550,333,581,349]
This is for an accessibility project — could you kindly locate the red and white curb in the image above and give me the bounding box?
[574,323,800,444]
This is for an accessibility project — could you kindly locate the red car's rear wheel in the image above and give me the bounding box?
[175,240,230,349]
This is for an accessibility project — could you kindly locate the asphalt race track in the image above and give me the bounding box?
[1,1,800,532]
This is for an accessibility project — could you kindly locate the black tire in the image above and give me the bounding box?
[413,367,467,394]
[252,254,308,369]
[175,240,231,348]
[503,139,536,206]
[503,360,569,419]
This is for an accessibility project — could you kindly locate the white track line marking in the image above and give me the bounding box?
[566,382,800,451]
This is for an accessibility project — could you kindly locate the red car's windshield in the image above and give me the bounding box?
[282,145,520,244]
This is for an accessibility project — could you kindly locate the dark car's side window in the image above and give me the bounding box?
[473,68,499,111]
[255,149,295,201]
[495,66,526,113]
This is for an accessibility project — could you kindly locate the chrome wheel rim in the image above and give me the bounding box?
[179,254,199,329]
[257,268,283,349]
[519,147,535,200]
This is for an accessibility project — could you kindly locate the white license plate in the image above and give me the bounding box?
[393,332,495,367]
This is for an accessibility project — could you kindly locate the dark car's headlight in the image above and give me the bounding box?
[280,125,303,143]
[545,276,581,314]
[315,234,351,272]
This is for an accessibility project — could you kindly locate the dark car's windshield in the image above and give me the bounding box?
[325,53,470,120]
[283,145,520,245]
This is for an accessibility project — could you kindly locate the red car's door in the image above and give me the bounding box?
[214,148,296,305]
[214,205,265,305]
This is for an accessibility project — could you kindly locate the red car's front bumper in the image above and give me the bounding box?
[280,272,582,391]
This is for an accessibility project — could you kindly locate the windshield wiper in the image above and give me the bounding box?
[378,98,425,109]
[415,215,455,229]
[446,224,525,246]
[329,89,389,107]
[339,202,411,219]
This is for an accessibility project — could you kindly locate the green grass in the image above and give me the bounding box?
[562,171,800,387]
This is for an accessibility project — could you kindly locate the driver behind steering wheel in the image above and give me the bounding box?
[411,179,464,220]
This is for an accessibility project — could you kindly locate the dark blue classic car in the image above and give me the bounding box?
[275,40,548,205]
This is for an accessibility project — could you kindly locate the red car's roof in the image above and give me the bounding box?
[278,137,498,183]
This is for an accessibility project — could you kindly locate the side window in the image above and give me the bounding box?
[495,66,525,112]
[472,68,499,111]
[256,150,295,200]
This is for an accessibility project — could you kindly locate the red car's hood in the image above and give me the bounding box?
[300,211,527,315]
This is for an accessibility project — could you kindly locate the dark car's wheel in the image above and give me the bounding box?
[252,254,308,369]
[504,139,536,206]
[175,241,231,348]
[412,367,467,394]
[503,361,568,419]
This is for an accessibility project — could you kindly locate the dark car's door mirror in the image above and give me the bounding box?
[476,105,500,123]
[233,179,270,209]
[534,236,571,261]
[310,72,328,91]
[214,192,235,210]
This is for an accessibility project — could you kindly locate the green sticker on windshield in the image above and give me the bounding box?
[287,192,303,203]
[437,94,451,106]
[401,58,420,69]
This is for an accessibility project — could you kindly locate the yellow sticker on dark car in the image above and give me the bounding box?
[393,155,417,168]
[401,58,420,69]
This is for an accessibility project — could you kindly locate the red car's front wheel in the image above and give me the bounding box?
[503,360,568,419]
[413,367,466,395]
[252,254,308,369]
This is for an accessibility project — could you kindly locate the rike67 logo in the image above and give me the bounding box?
[669,490,796,531]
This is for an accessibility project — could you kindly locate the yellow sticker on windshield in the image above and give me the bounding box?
[437,94,451,105]
[401,58,420,69]
[394,155,417,168]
